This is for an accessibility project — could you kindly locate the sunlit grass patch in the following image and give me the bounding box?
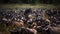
[0,4,60,9]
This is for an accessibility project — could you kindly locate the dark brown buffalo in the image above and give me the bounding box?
[47,25,60,34]
[11,28,35,34]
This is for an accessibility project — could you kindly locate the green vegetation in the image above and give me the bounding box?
[0,0,60,4]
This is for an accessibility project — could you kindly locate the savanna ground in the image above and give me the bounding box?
[0,4,60,34]
[0,4,60,8]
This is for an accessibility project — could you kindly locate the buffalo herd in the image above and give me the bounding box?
[0,8,60,34]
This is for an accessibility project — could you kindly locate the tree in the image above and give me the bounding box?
[0,0,60,4]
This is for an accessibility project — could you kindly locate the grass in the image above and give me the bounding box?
[0,4,60,9]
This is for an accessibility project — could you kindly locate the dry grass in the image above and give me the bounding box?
[0,4,60,9]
